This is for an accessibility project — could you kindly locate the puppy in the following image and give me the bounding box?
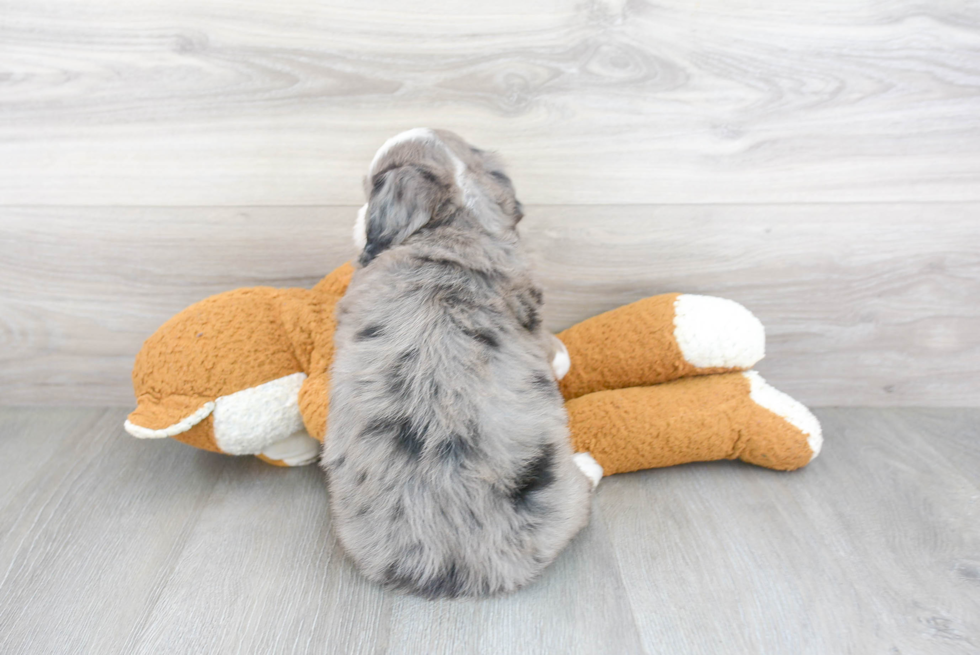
[323,128,592,599]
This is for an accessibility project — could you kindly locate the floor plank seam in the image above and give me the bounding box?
[120,456,230,654]
[593,493,650,655]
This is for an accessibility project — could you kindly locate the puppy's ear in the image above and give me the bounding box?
[360,165,448,266]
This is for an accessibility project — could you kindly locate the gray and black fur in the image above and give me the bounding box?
[323,128,591,599]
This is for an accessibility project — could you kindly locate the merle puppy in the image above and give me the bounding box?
[323,128,592,599]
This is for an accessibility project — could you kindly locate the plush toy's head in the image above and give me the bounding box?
[124,264,354,463]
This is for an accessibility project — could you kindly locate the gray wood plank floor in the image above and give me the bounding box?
[2,407,977,654]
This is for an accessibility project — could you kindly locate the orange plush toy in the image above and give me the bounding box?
[125,263,822,480]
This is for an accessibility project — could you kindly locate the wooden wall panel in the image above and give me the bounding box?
[1,0,977,405]
[1,0,978,205]
[2,204,976,406]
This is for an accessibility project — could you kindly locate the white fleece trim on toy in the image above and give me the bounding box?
[124,402,215,439]
[743,371,823,459]
[212,372,309,455]
[574,452,604,489]
[261,431,322,466]
[673,294,765,370]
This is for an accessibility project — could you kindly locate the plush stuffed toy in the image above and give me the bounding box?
[125,262,822,481]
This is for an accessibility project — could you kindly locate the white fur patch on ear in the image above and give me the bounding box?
[551,338,571,380]
[260,430,321,466]
[573,452,604,489]
[673,294,765,369]
[743,371,823,459]
[369,127,435,172]
[353,204,368,251]
[212,372,308,455]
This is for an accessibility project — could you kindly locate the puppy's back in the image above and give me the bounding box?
[325,246,591,598]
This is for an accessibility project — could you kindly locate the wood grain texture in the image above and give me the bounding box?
[383,502,645,655]
[0,408,229,654]
[2,203,977,406]
[599,407,980,655]
[2,407,978,654]
[0,206,359,405]
[888,407,980,489]
[127,451,393,654]
[1,0,978,205]
[524,203,980,407]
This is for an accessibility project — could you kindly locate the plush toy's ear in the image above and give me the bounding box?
[359,165,450,266]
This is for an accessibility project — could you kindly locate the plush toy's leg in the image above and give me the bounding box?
[205,372,310,458]
[565,372,822,475]
[557,293,765,400]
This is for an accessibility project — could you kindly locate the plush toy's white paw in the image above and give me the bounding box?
[551,338,571,380]
[212,372,308,455]
[260,431,322,467]
[673,295,765,369]
[743,371,823,458]
[353,204,368,251]
[573,452,603,489]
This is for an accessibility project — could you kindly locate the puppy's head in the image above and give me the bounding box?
[355,128,524,266]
